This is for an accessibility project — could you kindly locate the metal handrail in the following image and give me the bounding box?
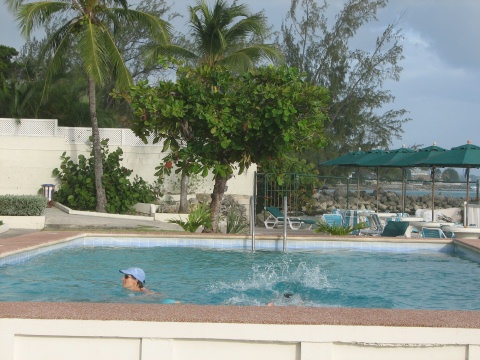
[250,196,255,251]
[283,196,287,252]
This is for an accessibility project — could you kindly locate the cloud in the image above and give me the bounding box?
[0,10,23,49]
[385,0,480,69]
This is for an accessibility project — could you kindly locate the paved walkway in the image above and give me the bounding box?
[0,206,317,239]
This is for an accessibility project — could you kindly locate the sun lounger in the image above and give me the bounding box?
[264,206,316,230]
[359,213,383,235]
[380,221,410,237]
[422,227,447,238]
[322,213,344,227]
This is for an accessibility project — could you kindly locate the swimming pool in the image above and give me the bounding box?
[1,237,479,310]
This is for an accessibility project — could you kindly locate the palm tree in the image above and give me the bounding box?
[186,0,281,70]
[6,0,171,212]
[153,0,280,71]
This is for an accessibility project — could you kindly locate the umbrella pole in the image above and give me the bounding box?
[431,167,435,221]
[357,167,360,210]
[465,167,470,227]
[376,167,379,213]
[401,168,405,215]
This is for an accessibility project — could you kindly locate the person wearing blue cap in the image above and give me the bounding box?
[120,267,147,292]
[119,267,178,303]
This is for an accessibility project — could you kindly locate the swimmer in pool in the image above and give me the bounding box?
[267,292,295,306]
[120,267,148,292]
[119,267,178,303]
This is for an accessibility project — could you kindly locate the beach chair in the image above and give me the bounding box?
[264,206,305,230]
[380,221,410,237]
[322,213,344,227]
[359,213,384,235]
[422,227,447,238]
[344,210,360,234]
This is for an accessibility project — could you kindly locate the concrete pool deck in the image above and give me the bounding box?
[3,209,480,359]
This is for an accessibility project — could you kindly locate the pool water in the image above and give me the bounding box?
[1,246,480,310]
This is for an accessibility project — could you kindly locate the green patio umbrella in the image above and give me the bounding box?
[354,148,412,212]
[320,149,367,166]
[320,149,368,209]
[359,147,416,215]
[416,141,480,226]
[350,147,413,212]
[387,144,446,219]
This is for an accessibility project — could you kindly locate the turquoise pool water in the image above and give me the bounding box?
[1,244,480,309]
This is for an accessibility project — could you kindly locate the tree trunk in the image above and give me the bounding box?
[205,174,228,232]
[179,174,189,213]
[88,75,107,213]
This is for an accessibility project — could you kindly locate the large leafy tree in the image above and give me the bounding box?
[5,0,171,212]
[147,0,282,212]
[277,0,409,173]
[125,64,329,231]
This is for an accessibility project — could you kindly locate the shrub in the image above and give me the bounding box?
[0,195,47,216]
[226,208,249,234]
[314,221,368,235]
[221,195,249,234]
[168,203,212,232]
[53,139,155,214]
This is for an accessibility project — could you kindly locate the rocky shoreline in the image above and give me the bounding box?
[313,187,473,214]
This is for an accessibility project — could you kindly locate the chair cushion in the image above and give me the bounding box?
[381,221,409,237]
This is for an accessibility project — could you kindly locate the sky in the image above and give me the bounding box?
[1,0,479,152]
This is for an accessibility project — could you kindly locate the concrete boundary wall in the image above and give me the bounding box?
[2,305,480,360]
[0,135,255,197]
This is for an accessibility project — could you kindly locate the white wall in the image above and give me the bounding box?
[0,135,255,198]
[2,316,480,360]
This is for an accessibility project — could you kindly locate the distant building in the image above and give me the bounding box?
[409,167,431,181]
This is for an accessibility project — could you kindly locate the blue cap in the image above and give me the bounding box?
[120,267,145,283]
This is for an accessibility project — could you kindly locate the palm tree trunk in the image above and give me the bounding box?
[179,175,189,213]
[205,174,227,232]
[88,74,107,213]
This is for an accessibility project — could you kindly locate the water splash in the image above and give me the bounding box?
[208,259,332,306]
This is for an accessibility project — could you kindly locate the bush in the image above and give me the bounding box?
[53,139,156,214]
[314,221,368,235]
[226,208,249,234]
[168,203,213,232]
[0,195,47,216]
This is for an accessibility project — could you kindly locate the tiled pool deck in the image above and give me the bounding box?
[1,230,480,329]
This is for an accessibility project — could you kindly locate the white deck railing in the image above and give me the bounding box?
[0,118,157,146]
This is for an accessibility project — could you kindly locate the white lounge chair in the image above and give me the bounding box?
[264,206,317,230]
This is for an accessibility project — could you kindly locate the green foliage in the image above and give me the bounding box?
[0,44,20,117]
[442,168,460,182]
[226,208,249,234]
[0,45,18,77]
[53,140,155,214]
[258,153,318,177]
[221,195,249,234]
[314,221,368,235]
[0,195,46,216]
[168,203,213,232]
[126,63,328,182]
